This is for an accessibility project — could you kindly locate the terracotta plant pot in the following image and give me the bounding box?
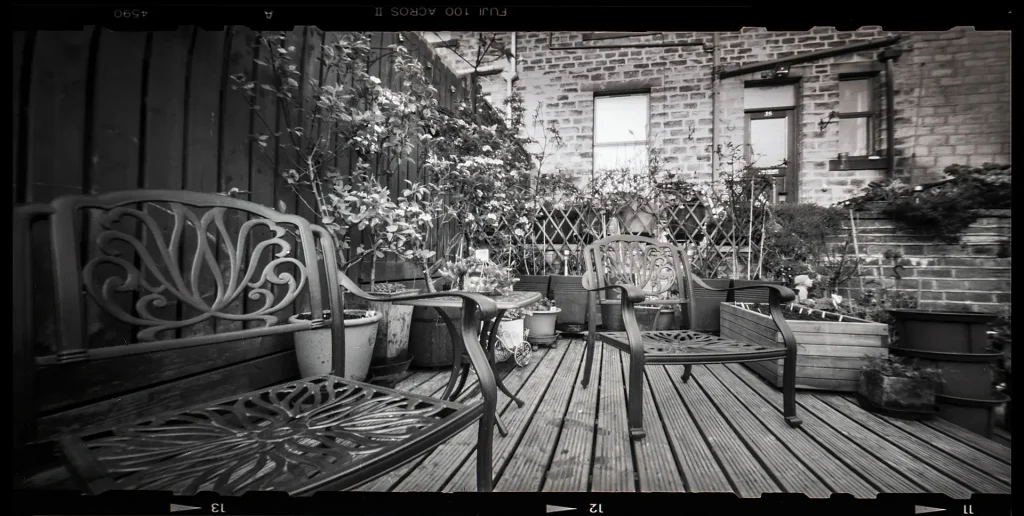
[524,307,561,338]
[288,309,382,381]
[367,288,421,365]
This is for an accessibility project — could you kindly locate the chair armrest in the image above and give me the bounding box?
[581,272,648,304]
[690,276,797,304]
[338,274,500,321]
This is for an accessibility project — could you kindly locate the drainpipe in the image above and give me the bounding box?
[506,32,517,121]
[711,32,720,182]
[720,36,902,79]
[878,47,904,178]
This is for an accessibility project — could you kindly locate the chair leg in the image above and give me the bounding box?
[680,364,692,383]
[782,352,802,428]
[627,353,647,440]
[581,292,598,388]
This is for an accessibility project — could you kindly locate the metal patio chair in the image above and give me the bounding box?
[580,235,803,440]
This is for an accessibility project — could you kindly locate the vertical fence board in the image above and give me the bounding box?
[140,28,193,333]
[217,26,256,333]
[85,29,147,349]
[181,28,227,338]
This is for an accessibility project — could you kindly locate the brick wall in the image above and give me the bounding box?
[429,29,1011,205]
[835,209,1011,313]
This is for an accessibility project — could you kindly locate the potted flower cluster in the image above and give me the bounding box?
[232,32,444,381]
[523,297,560,348]
[857,354,944,419]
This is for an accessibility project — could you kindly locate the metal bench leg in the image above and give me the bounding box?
[680,365,692,383]
[783,352,802,428]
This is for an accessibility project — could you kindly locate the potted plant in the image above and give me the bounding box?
[233,32,439,381]
[857,354,943,419]
[366,282,421,380]
[523,297,560,347]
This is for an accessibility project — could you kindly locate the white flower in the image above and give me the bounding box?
[369,76,381,84]
[482,145,492,153]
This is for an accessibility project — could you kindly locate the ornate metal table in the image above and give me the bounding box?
[393,291,542,435]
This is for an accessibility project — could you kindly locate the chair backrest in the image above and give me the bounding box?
[582,234,696,316]
[13,190,346,445]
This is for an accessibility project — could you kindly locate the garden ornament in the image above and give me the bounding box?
[793,274,813,302]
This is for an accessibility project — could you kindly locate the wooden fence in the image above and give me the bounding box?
[12,27,471,449]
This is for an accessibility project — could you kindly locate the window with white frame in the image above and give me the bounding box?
[837,77,877,157]
[593,93,650,174]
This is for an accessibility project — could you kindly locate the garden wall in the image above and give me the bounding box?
[835,208,1011,313]
[12,28,469,451]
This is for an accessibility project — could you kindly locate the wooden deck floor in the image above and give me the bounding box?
[356,338,1012,497]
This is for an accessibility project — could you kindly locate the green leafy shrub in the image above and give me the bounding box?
[847,163,1011,243]
[762,203,855,296]
[862,354,944,383]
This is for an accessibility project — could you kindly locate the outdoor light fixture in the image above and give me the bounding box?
[773,64,790,78]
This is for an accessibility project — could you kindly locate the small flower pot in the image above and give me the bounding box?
[367,288,421,365]
[288,309,382,381]
[856,369,939,419]
[524,307,561,338]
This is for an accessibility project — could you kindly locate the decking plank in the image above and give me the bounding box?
[694,365,833,498]
[590,344,635,492]
[645,366,732,493]
[440,344,572,492]
[923,418,1012,464]
[705,364,877,498]
[631,367,686,492]
[666,365,781,497]
[882,416,1011,484]
[818,395,1010,494]
[721,363,923,494]
[396,346,554,492]
[795,395,974,497]
[543,340,602,492]
[496,339,586,492]
[357,367,483,491]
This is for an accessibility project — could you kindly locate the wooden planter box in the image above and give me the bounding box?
[720,302,890,392]
[858,370,939,415]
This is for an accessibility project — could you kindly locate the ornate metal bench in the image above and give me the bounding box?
[581,235,803,440]
[13,190,500,494]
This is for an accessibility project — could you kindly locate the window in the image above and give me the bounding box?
[838,77,876,156]
[593,93,649,173]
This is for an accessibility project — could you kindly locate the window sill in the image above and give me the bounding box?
[829,156,886,171]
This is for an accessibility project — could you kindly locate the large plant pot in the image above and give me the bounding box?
[688,278,732,333]
[514,275,551,296]
[668,202,707,244]
[888,309,1006,437]
[550,275,587,326]
[288,309,382,381]
[856,370,939,419]
[409,306,460,367]
[367,289,421,365]
[617,203,658,236]
[524,307,561,338]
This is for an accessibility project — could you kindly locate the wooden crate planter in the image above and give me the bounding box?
[720,302,890,392]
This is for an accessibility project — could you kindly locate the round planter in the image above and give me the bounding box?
[617,204,658,236]
[888,309,997,354]
[935,391,1011,439]
[368,355,415,387]
[409,306,459,367]
[367,288,421,365]
[524,307,561,338]
[288,309,382,381]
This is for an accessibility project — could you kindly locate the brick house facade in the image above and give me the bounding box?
[425,28,1011,206]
